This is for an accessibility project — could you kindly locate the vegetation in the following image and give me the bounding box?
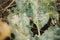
[0,0,60,40]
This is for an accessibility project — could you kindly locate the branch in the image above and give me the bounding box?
[2,0,15,13]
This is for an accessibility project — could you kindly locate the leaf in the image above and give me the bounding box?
[41,25,60,40]
[38,13,49,28]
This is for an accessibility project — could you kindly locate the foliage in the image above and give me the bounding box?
[6,0,60,40]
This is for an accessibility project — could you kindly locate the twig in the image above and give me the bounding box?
[2,0,15,13]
